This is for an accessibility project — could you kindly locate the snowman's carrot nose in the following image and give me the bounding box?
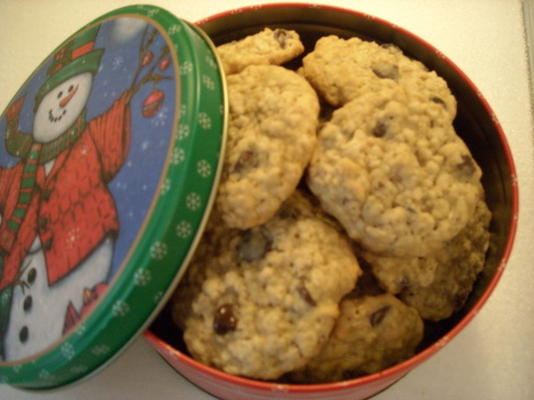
[59,85,78,108]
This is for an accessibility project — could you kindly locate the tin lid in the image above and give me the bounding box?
[0,5,225,389]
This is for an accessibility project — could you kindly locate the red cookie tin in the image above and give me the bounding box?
[145,3,517,400]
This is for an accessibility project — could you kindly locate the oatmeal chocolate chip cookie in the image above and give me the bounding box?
[361,251,439,295]
[307,86,482,257]
[216,65,320,229]
[171,213,229,330]
[290,293,423,383]
[302,35,456,121]
[398,198,491,321]
[180,192,362,380]
[172,193,332,329]
[217,28,304,74]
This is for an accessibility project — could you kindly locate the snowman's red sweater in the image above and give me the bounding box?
[0,92,131,290]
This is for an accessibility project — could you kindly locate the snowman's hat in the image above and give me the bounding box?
[34,24,104,110]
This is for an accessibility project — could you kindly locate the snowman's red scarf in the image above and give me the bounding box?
[2,113,86,249]
[5,111,86,163]
[0,115,85,282]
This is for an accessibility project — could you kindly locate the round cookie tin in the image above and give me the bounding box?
[143,3,518,400]
[0,4,226,389]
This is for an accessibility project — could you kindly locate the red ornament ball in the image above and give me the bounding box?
[142,89,165,118]
[159,57,170,71]
[141,51,154,66]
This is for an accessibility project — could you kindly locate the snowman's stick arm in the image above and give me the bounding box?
[138,43,170,86]
[127,44,172,102]
[127,73,172,102]
[130,25,151,91]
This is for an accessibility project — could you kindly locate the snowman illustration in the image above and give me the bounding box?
[0,21,172,361]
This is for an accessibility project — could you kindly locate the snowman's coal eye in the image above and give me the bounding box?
[57,91,63,99]
[68,85,74,92]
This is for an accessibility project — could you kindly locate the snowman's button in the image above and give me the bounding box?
[19,326,29,343]
[23,296,33,312]
[27,268,37,285]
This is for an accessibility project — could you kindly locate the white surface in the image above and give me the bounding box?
[0,0,533,399]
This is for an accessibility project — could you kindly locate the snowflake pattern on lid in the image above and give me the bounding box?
[186,193,202,211]
[178,124,190,140]
[198,112,212,130]
[172,147,186,165]
[61,343,76,361]
[180,61,193,75]
[91,344,111,356]
[197,160,212,178]
[160,178,171,195]
[150,241,168,260]
[153,291,164,303]
[176,220,193,238]
[70,365,88,374]
[168,24,182,35]
[202,75,215,90]
[111,300,130,317]
[134,269,152,286]
[205,54,217,69]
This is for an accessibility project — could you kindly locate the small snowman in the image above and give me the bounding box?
[0,25,135,361]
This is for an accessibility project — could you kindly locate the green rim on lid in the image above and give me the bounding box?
[0,5,226,389]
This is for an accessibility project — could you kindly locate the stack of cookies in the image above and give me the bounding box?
[170,28,491,383]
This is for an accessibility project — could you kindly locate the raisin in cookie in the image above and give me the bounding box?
[216,65,319,229]
[302,35,456,122]
[217,28,304,74]
[290,293,423,383]
[307,86,482,257]
[180,192,362,380]
[397,198,491,321]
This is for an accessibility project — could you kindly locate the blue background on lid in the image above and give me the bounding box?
[0,17,177,280]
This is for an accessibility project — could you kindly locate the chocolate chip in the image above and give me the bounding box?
[457,154,476,178]
[213,304,237,335]
[237,228,272,262]
[430,96,447,108]
[233,149,259,173]
[297,284,316,306]
[369,305,391,326]
[273,29,288,49]
[372,63,399,80]
[372,116,394,137]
